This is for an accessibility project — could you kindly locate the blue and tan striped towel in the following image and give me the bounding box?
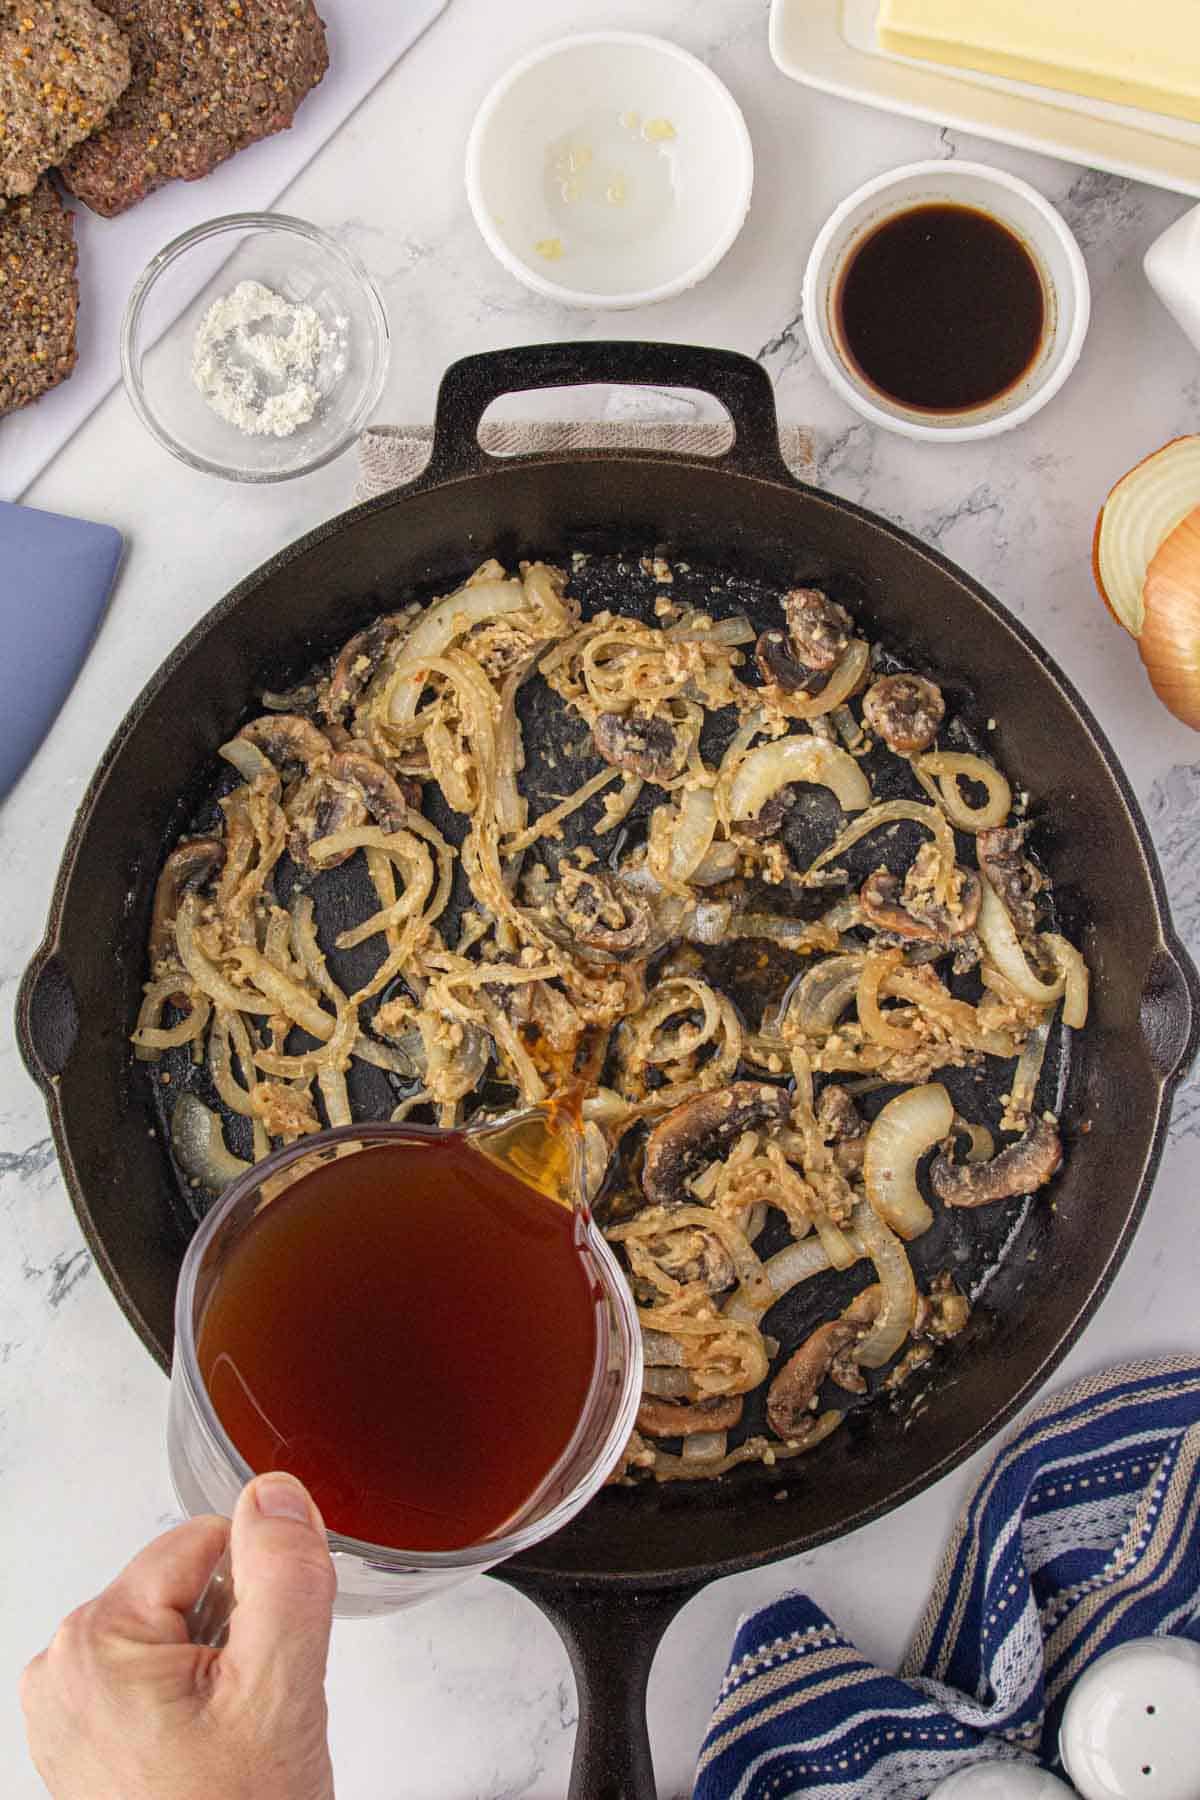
[695,1358,1200,1799]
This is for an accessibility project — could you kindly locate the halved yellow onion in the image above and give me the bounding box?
[1093,436,1200,636]
[1139,507,1200,732]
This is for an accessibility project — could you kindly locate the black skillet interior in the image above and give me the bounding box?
[17,345,1199,1799]
[150,546,1070,1472]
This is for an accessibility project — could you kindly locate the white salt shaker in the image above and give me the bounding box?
[1059,1636,1200,1800]
[1144,205,1200,356]
[927,1765,1076,1797]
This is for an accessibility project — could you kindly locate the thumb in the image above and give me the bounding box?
[223,1472,336,1688]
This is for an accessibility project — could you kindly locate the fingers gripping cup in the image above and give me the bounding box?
[168,1108,642,1624]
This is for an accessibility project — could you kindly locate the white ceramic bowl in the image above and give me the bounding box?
[465,32,753,310]
[802,161,1090,443]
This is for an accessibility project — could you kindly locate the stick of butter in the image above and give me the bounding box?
[877,0,1200,124]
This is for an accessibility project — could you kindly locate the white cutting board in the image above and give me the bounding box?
[0,0,449,502]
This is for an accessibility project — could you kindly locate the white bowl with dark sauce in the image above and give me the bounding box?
[803,160,1090,443]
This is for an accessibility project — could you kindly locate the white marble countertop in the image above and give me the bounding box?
[3,2,1199,1795]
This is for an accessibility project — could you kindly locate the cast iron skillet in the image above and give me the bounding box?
[18,344,1199,1799]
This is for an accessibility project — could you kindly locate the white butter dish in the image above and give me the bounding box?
[770,0,1200,198]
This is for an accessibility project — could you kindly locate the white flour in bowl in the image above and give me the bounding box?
[191,279,347,438]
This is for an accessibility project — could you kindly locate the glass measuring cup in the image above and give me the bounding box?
[168,1105,642,1632]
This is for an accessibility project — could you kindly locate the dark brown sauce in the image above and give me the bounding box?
[835,203,1045,413]
[196,1137,600,1551]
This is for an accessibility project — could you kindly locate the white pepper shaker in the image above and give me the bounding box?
[927,1765,1077,1797]
[1144,205,1200,356]
[1059,1637,1200,1800]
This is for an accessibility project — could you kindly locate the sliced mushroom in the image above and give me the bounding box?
[551,866,653,958]
[236,713,333,773]
[859,862,981,942]
[817,1081,866,1136]
[735,786,796,841]
[637,1394,744,1440]
[816,1083,868,1176]
[288,749,414,869]
[828,1284,884,1393]
[977,824,1044,936]
[642,1082,792,1208]
[261,680,323,717]
[914,1271,971,1343]
[755,629,828,697]
[753,589,853,695]
[860,868,941,941]
[770,1284,884,1431]
[326,611,411,720]
[605,1428,655,1484]
[592,710,684,782]
[862,673,945,755]
[328,750,412,833]
[643,1224,737,1295]
[149,839,226,971]
[930,1116,1062,1207]
[784,588,854,669]
[286,772,369,869]
[902,847,982,932]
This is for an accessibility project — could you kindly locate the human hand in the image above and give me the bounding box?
[20,1472,336,1800]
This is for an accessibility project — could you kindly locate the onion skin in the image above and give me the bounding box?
[1140,506,1200,731]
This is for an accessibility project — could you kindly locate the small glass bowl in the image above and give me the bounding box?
[121,213,389,483]
[169,1115,643,1620]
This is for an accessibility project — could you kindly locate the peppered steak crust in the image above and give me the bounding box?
[58,0,328,217]
[0,0,130,197]
[0,175,77,414]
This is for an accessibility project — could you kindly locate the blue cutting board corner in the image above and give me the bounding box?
[0,500,123,804]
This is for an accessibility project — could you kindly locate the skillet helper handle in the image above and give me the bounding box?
[497,1571,704,1800]
[1140,940,1200,1085]
[17,946,81,1088]
[425,341,792,485]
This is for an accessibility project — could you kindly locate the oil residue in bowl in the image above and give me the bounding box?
[196,1134,600,1551]
[834,202,1046,413]
[542,110,678,256]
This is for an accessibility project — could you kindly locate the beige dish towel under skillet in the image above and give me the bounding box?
[354,421,816,504]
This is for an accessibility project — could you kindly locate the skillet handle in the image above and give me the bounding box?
[424,342,791,485]
[1140,939,1200,1086]
[496,1569,706,1800]
[17,944,80,1088]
